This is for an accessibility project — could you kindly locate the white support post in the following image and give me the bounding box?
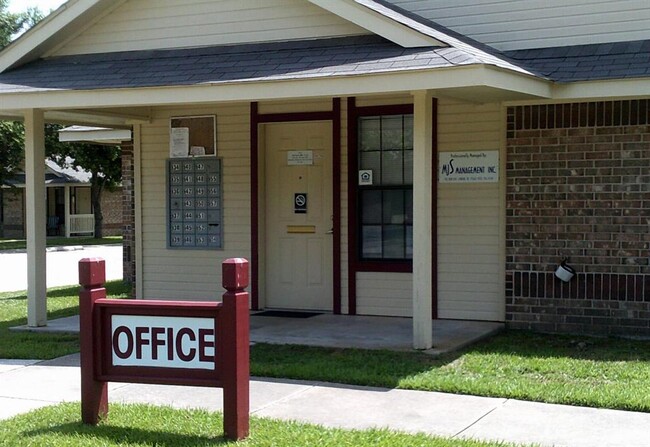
[25,109,47,327]
[64,185,71,238]
[412,91,433,349]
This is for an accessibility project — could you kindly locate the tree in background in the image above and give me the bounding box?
[0,0,41,185]
[0,121,23,186]
[0,1,42,236]
[0,0,41,48]
[1,3,122,238]
[46,125,122,238]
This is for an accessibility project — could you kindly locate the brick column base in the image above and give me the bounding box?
[121,142,136,297]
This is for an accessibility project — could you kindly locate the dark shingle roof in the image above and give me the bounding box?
[6,158,90,186]
[0,17,540,95]
[505,40,650,82]
[0,35,492,93]
[1,0,647,95]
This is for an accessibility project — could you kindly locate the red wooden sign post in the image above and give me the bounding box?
[79,257,250,440]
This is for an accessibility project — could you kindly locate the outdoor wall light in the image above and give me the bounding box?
[555,258,576,282]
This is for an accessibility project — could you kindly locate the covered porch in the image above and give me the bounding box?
[13,313,503,355]
[0,7,552,349]
[6,96,547,348]
[3,167,95,239]
[46,184,94,238]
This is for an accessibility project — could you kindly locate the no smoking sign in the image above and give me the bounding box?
[294,193,307,214]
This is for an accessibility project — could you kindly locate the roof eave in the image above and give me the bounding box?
[0,0,119,73]
[0,65,552,116]
[58,126,132,143]
[551,77,650,101]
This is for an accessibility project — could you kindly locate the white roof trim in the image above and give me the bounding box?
[551,78,650,101]
[58,126,132,143]
[308,0,443,48]
[0,66,552,113]
[0,0,122,73]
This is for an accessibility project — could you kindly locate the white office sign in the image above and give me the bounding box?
[287,150,313,166]
[111,315,215,370]
[438,151,499,183]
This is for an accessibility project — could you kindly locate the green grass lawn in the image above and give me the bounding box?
[2,283,649,413]
[0,403,526,447]
[0,236,122,251]
[0,281,129,359]
[250,332,650,413]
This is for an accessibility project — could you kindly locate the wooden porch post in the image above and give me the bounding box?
[64,185,71,238]
[412,91,433,349]
[24,109,47,327]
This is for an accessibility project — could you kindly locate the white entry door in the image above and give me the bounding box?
[264,121,333,311]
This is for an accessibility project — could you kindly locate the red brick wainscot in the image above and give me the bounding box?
[506,101,650,336]
[121,141,136,294]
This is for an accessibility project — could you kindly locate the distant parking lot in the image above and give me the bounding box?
[0,245,122,293]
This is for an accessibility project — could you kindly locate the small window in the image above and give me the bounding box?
[358,114,413,261]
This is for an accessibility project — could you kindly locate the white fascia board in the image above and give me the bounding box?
[0,66,551,112]
[307,0,443,48]
[0,0,112,73]
[58,126,132,143]
[481,67,553,99]
[551,78,650,101]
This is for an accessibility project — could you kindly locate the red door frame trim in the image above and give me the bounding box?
[346,97,438,318]
[250,99,342,313]
[431,98,438,319]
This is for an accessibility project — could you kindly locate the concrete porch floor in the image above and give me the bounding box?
[12,313,503,355]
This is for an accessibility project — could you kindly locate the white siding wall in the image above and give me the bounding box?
[353,95,414,317]
[137,96,504,321]
[437,99,504,321]
[140,104,250,300]
[390,0,650,50]
[357,272,413,317]
[349,95,503,321]
[51,0,367,56]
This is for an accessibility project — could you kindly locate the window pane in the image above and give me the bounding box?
[381,150,403,185]
[383,190,405,224]
[381,116,403,151]
[360,151,380,177]
[360,117,380,151]
[403,149,413,185]
[361,190,382,224]
[362,225,382,258]
[405,225,413,259]
[405,191,413,225]
[357,114,414,263]
[403,115,413,150]
[383,225,405,258]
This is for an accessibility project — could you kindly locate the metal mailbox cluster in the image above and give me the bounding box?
[168,158,222,249]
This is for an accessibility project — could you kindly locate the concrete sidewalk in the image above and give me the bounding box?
[1,354,648,447]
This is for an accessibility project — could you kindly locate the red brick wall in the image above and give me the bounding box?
[1,189,25,238]
[506,101,650,336]
[121,142,136,295]
[100,188,122,236]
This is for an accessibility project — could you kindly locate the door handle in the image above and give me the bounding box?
[326,228,334,234]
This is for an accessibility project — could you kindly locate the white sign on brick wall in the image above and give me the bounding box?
[439,151,499,183]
